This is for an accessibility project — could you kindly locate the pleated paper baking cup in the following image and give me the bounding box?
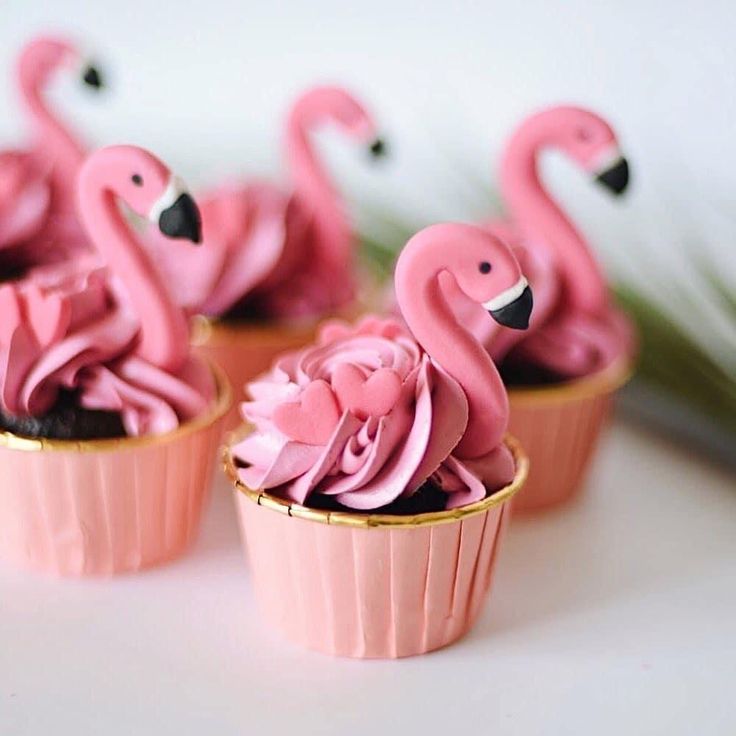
[225,434,527,659]
[0,365,231,577]
[192,316,325,431]
[507,355,632,514]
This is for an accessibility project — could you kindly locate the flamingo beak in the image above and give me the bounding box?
[82,64,104,90]
[368,138,387,158]
[158,193,202,244]
[149,177,202,244]
[485,277,533,330]
[595,157,629,195]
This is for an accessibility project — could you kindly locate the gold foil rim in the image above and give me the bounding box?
[224,428,528,529]
[0,361,232,454]
[508,352,634,406]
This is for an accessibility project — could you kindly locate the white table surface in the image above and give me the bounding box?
[1,418,734,736]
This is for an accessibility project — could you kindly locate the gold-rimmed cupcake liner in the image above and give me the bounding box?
[224,429,527,658]
[0,361,232,453]
[507,353,633,406]
[507,354,633,513]
[224,429,528,528]
[0,362,231,577]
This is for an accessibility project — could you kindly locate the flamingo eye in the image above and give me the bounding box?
[131,174,143,186]
[479,261,492,274]
[576,128,591,142]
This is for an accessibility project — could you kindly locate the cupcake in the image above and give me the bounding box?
[449,106,635,512]
[145,86,385,427]
[224,223,530,658]
[0,35,105,271]
[0,145,230,577]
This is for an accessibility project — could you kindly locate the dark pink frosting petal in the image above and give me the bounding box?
[79,364,180,435]
[285,412,363,504]
[199,183,291,315]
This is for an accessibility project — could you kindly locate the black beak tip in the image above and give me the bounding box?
[596,157,629,196]
[158,193,202,245]
[489,285,533,331]
[369,138,387,158]
[82,65,103,90]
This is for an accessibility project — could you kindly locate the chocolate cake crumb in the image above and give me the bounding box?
[0,389,126,440]
[304,478,468,516]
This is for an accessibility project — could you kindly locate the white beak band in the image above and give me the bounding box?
[483,276,528,312]
[148,176,188,223]
[592,145,623,176]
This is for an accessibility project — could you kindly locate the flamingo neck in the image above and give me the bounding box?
[20,70,85,215]
[399,264,508,459]
[500,130,607,315]
[79,186,189,371]
[285,114,352,281]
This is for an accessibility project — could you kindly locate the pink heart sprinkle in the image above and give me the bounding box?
[23,285,71,348]
[273,379,340,445]
[332,364,402,420]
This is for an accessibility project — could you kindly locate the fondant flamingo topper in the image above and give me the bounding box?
[499,105,629,317]
[158,85,385,317]
[284,86,385,295]
[17,35,104,217]
[0,36,103,253]
[395,222,533,460]
[77,145,202,372]
[447,106,632,372]
[0,145,204,428]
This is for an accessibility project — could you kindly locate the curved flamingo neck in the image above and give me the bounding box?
[19,66,85,215]
[284,110,351,279]
[77,178,189,372]
[500,124,607,314]
[396,245,508,459]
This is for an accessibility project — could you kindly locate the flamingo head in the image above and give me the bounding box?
[80,145,202,244]
[449,226,533,330]
[399,223,533,331]
[289,85,387,159]
[17,35,104,93]
[535,105,630,195]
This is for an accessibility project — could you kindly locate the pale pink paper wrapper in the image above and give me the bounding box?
[0,367,231,577]
[508,356,632,513]
[226,436,527,659]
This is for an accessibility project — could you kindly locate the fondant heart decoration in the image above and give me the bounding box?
[332,364,402,420]
[23,285,71,348]
[273,379,340,445]
[0,285,23,346]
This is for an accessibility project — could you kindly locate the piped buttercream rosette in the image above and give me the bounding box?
[233,316,515,511]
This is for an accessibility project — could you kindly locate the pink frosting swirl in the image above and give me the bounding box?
[145,181,343,320]
[0,259,214,436]
[234,316,515,511]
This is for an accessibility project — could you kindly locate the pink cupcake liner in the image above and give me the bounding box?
[508,356,632,514]
[225,435,527,659]
[0,366,231,577]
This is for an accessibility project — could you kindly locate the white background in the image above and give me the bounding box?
[0,0,735,370]
[1,4,735,734]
